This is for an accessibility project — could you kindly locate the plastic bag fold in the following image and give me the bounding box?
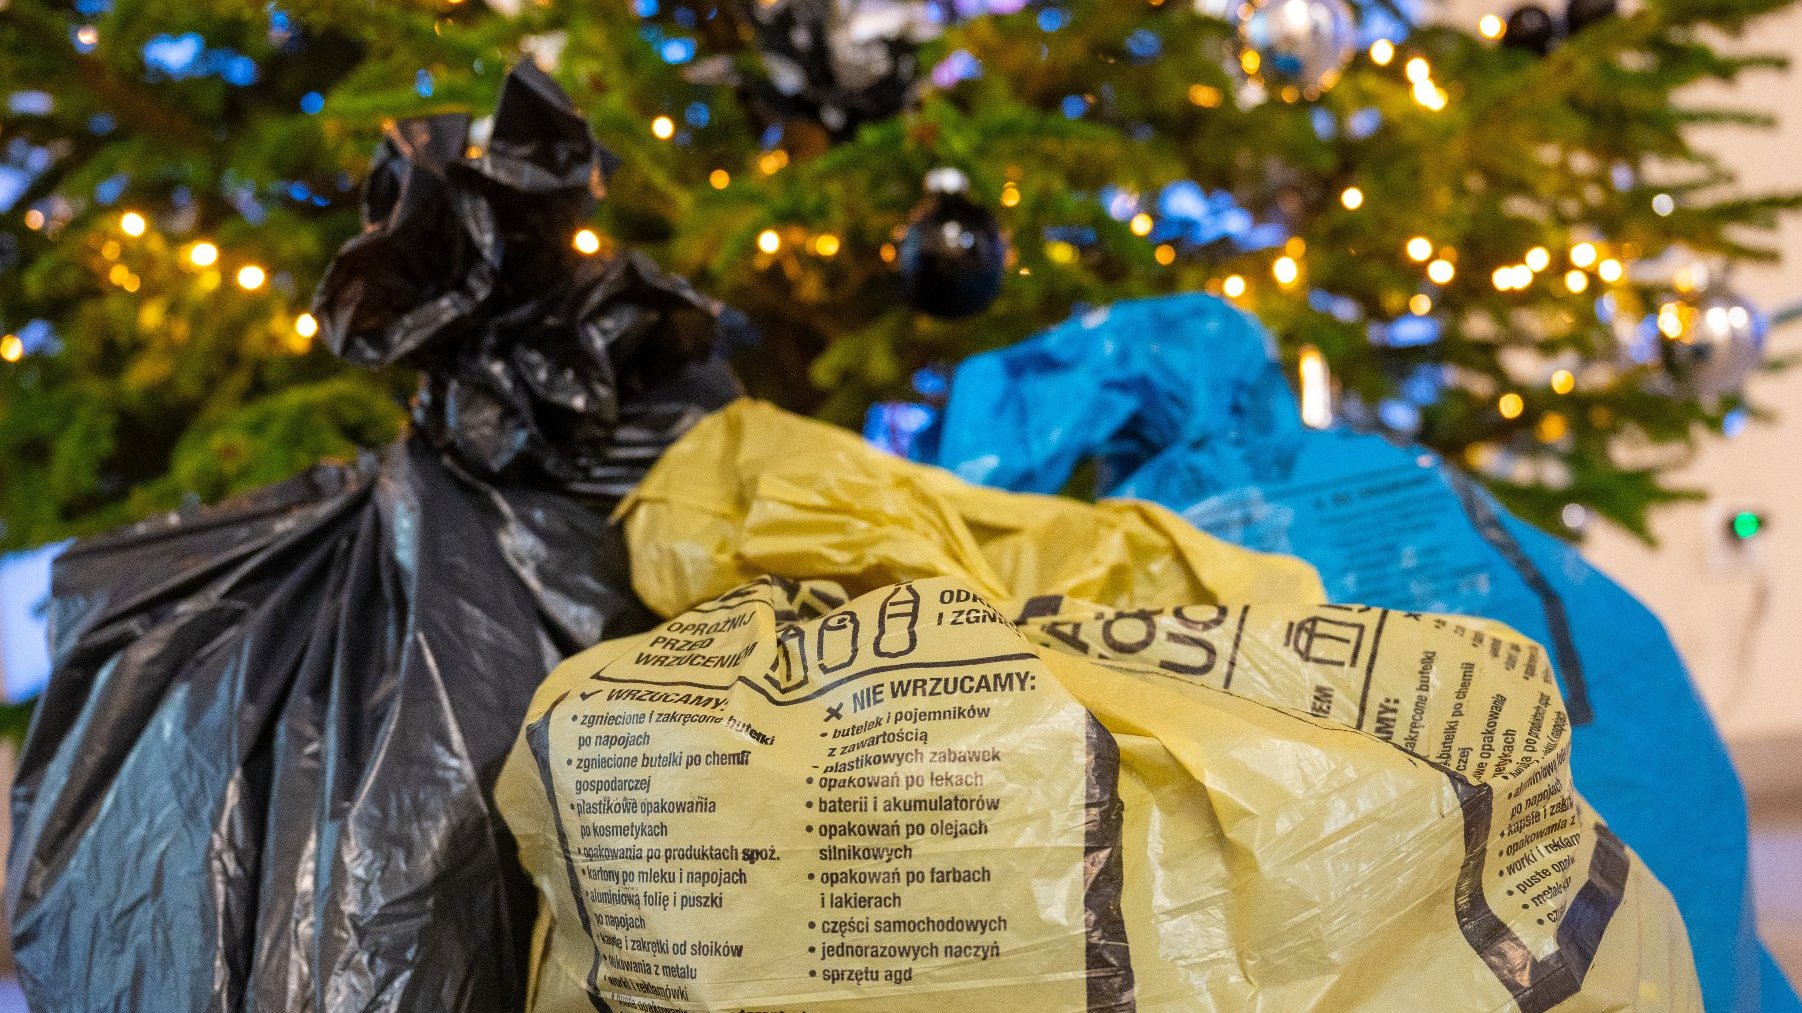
[498,400,1701,1012]
[7,63,740,1012]
[918,293,1792,1013]
[618,398,1326,617]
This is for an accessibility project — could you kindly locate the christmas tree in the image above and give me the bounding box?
[2,0,1798,551]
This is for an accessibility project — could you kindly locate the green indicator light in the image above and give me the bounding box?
[1731,511,1764,541]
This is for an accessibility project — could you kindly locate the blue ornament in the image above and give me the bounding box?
[898,169,1005,319]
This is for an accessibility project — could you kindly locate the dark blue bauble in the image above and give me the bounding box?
[898,172,1004,319]
[1503,4,1558,55]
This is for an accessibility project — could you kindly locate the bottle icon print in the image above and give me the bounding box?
[875,585,921,658]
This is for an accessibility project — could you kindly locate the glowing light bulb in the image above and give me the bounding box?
[1658,304,1685,339]
[1525,246,1551,272]
[295,312,319,339]
[1551,369,1576,395]
[187,241,219,268]
[1479,13,1505,38]
[1564,269,1589,293]
[0,334,21,363]
[236,264,267,290]
[1273,255,1300,286]
[1499,393,1524,420]
[1652,193,1674,216]
[1730,511,1765,542]
[1299,345,1331,429]
[1000,182,1021,208]
[710,169,731,190]
[758,229,782,254]
[119,211,147,237]
[1369,39,1395,66]
[1537,412,1568,442]
[1416,84,1448,112]
[1155,244,1177,266]
[1405,57,1430,83]
[1427,258,1455,284]
[1222,274,1247,298]
[1130,213,1155,237]
[1674,262,1710,293]
[813,233,841,257]
[23,209,44,230]
[1597,258,1624,283]
[1570,242,1598,268]
[573,228,602,255]
[1188,84,1224,107]
[1406,237,1433,262]
[1340,186,1364,210]
[651,116,676,140]
[1410,294,1433,315]
[1492,266,1514,291]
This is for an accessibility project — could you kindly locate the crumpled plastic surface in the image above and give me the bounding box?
[497,399,1700,1011]
[314,60,745,496]
[6,62,740,1012]
[912,292,1794,1013]
[620,399,1325,615]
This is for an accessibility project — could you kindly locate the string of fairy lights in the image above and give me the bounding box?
[1,207,309,363]
[0,1,1761,466]
[1121,27,1708,437]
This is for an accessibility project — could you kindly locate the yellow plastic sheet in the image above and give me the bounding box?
[615,399,1327,615]
[497,401,1698,1012]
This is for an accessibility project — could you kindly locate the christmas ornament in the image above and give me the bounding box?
[1501,4,1558,55]
[1662,287,1768,402]
[741,0,943,140]
[1564,0,1616,34]
[1235,0,1357,102]
[898,167,1005,319]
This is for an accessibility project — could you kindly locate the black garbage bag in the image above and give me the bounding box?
[5,62,741,1012]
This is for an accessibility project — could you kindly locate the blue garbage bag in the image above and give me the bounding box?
[902,292,1796,1013]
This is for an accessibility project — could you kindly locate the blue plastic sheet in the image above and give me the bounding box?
[906,292,1797,1013]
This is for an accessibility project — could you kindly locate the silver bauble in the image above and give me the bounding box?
[1663,288,1768,402]
[744,0,941,137]
[1236,0,1357,101]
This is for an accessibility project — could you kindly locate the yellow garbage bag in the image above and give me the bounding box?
[615,399,1327,615]
[496,401,1698,1012]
